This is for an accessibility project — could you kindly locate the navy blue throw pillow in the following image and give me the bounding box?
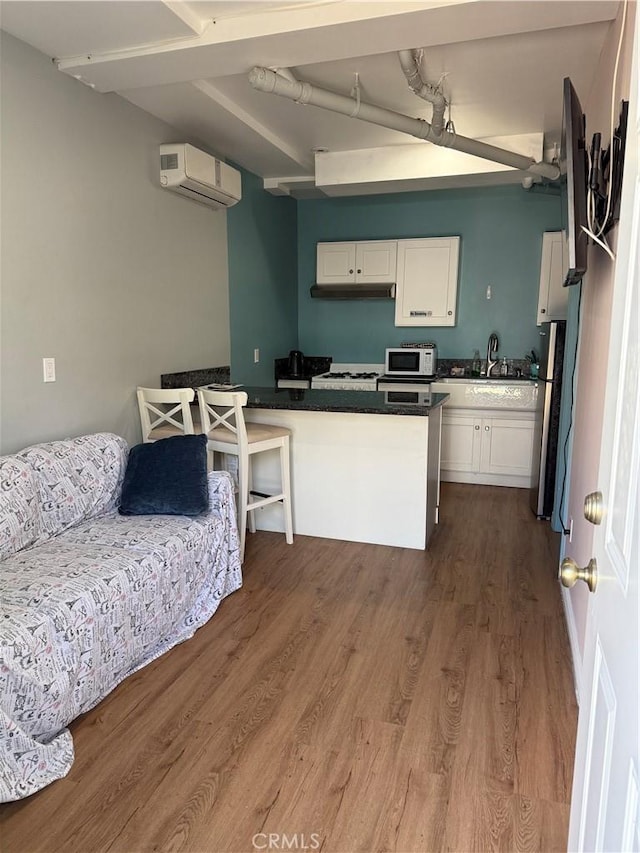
[119,434,209,516]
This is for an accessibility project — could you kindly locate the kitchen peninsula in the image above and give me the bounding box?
[240,386,448,550]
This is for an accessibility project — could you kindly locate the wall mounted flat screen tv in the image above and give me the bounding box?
[561,77,589,287]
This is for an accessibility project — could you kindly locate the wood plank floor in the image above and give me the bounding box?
[1,483,578,853]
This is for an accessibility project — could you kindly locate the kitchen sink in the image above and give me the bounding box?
[431,378,539,410]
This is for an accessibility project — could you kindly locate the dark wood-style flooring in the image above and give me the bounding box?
[1,483,578,852]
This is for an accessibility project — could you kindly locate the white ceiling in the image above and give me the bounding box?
[0,0,620,197]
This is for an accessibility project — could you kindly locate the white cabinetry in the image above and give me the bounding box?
[440,412,482,474]
[440,409,536,487]
[537,231,568,324]
[316,240,397,285]
[395,237,460,327]
[432,380,538,488]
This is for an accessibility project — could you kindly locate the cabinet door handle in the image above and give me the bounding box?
[541,308,546,314]
[349,269,354,274]
[474,425,480,430]
[448,310,453,315]
[357,269,362,274]
[485,425,490,431]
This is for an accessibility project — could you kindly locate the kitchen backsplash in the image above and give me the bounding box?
[159,357,537,389]
[161,365,231,390]
[438,357,534,377]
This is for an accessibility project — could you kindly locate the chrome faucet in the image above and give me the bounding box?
[484,333,499,377]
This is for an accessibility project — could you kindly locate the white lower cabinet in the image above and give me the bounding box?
[440,408,536,488]
[440,413,482,473]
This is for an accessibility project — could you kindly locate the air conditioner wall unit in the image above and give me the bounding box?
[159,143,241,209]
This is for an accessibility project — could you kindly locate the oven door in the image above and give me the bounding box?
[378,379,433,405]
[382,388,432,406]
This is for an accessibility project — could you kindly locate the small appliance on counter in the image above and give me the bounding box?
[384,343,437,378]
[274,353,332,389]
[288,349,305,378]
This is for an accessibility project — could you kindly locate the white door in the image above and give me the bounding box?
[316,242,356,283]
[355,241,397,283]
[440,412,481,473]
[567,23,639,850]
[395,237,459,326]
[480,415,535,479]
[537,231,568,324]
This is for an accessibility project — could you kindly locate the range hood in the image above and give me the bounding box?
[310,283,396,299]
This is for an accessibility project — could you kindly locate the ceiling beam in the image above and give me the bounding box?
[55,1,618,92]
[263,176,319,197]
[161,1,208,36]
[192,80,313,171]
[314,133,545,189]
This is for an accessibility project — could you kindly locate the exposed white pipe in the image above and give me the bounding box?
[398,49,446,138]
[271,67,299,84]
[248,66,561,181]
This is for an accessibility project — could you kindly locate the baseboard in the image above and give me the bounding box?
[440,470,532,488]
[560,585,582,704]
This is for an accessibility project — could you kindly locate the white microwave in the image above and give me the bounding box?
[385,345,437,377]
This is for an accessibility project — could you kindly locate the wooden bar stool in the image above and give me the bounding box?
[197,388,293,559]
[136,387,195,442]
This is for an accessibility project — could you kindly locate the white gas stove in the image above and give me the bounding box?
[311,363,384,391]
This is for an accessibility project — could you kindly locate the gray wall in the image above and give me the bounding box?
[0,32,230,454]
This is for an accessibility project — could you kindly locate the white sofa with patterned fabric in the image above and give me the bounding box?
[0,432,242,801]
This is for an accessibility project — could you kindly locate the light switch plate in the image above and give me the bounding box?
[43,357,56,382]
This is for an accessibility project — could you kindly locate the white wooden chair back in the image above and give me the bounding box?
[137,387,195,443]
[197,389,249,450]
[196,387,293,560]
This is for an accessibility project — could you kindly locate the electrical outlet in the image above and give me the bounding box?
[42,357,56,383]
[254,348,260,364]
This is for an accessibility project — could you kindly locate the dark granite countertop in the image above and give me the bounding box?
[241,386,448,416]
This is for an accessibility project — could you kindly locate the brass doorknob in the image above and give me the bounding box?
[559,557,598,592]
[584,491,604,525]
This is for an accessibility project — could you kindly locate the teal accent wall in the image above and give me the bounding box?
[297,185,562,362]
[227,166,298,384]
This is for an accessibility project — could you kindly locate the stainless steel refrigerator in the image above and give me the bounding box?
[530,321,566,519]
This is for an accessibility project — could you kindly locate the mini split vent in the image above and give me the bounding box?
[159,143,242,210]
[160,152,179,171]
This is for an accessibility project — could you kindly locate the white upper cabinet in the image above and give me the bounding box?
[395,237,460,327]
[537,231,568,324]
[316,241,397,284]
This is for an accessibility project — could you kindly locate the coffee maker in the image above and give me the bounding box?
[288,350,305,378]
